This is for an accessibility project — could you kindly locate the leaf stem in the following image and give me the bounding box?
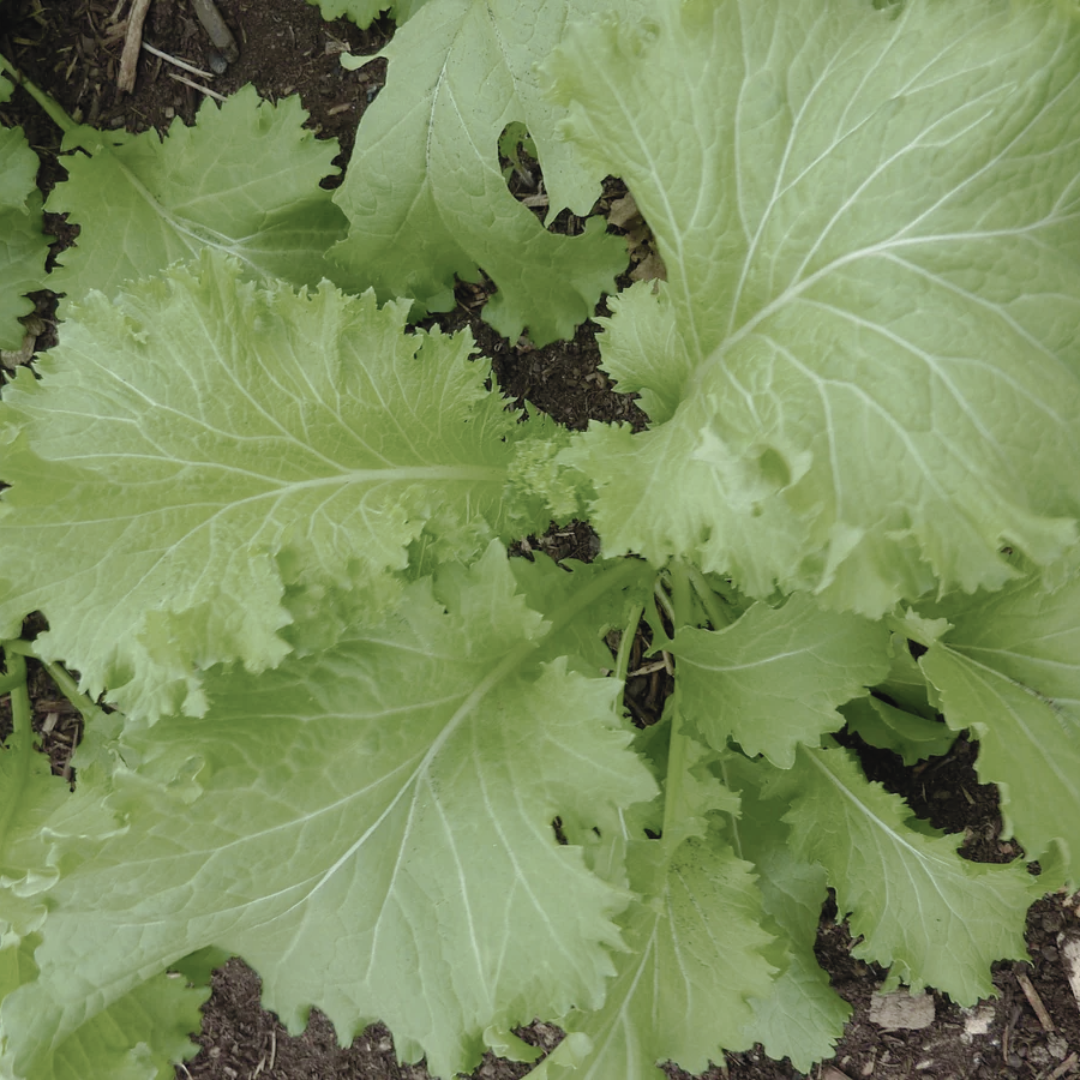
[2,649,30,742]
[685,562,734,630]
[0,53,78,135]
[660,700,689,848]
[3,640,103,724]
[0,650,33,848]
[668,560,694,630]
[612,605,643,684]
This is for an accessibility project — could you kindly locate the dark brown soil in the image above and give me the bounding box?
[2,3,1079,1080]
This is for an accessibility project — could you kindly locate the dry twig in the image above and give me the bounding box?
[1017,969,1056,1032]
[166,71,227,102]
[118,0,152,93]
[142,41,215,80]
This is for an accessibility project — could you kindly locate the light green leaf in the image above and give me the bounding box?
[842,696,955,766]
[2,548,657,1080]
[508,552,657,678]
[307,0,428,24]
[919,571,1080,874]
[0,253,544,721]
[721,753,850,1072]
[0,118,47,351]
[0,937,208,1080]
[671,591,890,767]
[47,85,348,303]
[530,830,776,1080]
[876,632,942,718]
[784,744,1039,1003]
[331,0,630,345]
[547,0,1080,612]
[0,656,67,941]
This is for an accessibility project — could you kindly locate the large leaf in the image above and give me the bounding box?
[781,744,1040,1003]
[546,0,1080,613]
[917,570,1080,875]
[47,85,348,303]
[0,253,551,721]
[0,74,48,351]
[0,548,656,1080]
[331,0,630,345]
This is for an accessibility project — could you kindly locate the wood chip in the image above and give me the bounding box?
[1016,968,1055,1031]
[117,0,151,92]
[1060,933,1080,1017]
[191,0,239,63]
[1048,1052,1079,1080]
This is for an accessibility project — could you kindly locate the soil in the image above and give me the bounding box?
[2,3,1079,1080]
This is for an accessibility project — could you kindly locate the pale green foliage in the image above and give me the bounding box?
[533,831,777,1080]
[547,0,1080,613]
[331,0,631,344]
[1,1,1079,1078]
[0,724,65,940]
[0,252,556,720]
[918,571,1080,865]
[306,0,429,23]
[0,937,209,1080]
[0,76,48,351]
[47,86,349,304]
[0,548,656,1080]
[671,592,890,767]
[777,746,1040,1001]
[723,754,852,1070]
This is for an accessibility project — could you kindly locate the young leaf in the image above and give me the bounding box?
[918,571,1080,876]
[721,753,851,1071]
[841,696,955,766]
[331,0,630,344]
[2,547,657,1080]
[671,591,890,767]
[0,76,48,351]
[782,744,1040,1003]
[0,253,544,720]
[531,830,777,1080]
[547,0,1080,612]
[47,85,348,303]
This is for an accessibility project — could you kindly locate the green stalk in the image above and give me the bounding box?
[668,560,693,631]
[3,650,30,741]
[0,52,78,135]
[612,604,643,684]
[685,561,734,630]
[660,698,690,848]
[658,562,696,849]
[3,639,103,724]
[0,650,33,846]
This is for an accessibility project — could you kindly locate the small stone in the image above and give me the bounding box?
[961,1003,996,1042]
[869,989,935,1031]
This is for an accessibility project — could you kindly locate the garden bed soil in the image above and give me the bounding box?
[2,2,1079,1079]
